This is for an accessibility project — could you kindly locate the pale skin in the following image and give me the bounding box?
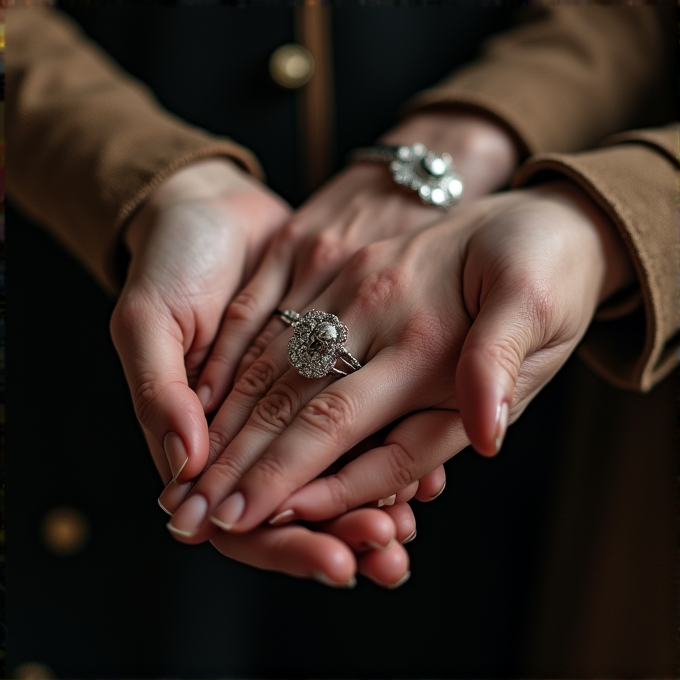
[111,110,521,586]
[166,180,634,542]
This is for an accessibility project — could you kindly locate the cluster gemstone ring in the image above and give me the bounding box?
[275,309,362,378]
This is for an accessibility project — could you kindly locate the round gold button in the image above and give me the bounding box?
[41,506,90,556]
[269,44,314,89]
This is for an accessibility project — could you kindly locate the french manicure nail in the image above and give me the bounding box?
[377,494,397,508]
[210,492,245,531]
[364,539,393,551]
[495,402,510,453]
[163,432,189,481]
[167,494,208,537]
[158,479,192,515]
[312,571,357,589]
[428,482,446,502]
[387,570,411,590]
[268,509,295,526]
[402,529,417,544]
[196,384,212,411]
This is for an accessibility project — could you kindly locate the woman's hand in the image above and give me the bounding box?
[168,180,634,534]
[110,158,291,484]
[194,111,520,414]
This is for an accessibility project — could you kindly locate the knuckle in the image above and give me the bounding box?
[252,455,286,489]
[298,392,354,440]
[251,385,297,434]
[384,442,419,490]
[324,475,351,516]
[225,290,260,326]
[132,375,165,429]
[207,428,232,464]
[208,451,248,486]
[305,233,341,275]
[232,357,277,400]
[109,294,148,345]
[354,267,408,312]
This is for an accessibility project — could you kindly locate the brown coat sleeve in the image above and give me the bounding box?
[408,6,673,156]
[6,7,263,295]
[512,124,679,392]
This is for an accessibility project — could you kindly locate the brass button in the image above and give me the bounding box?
[269,44,314,89]
[41,506,90,556]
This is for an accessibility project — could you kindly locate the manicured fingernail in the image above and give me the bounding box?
[196,384,212,411]
[495,402,510,453]
[167,494,208,537]
[428,482,446,502]
[312,571,357,589]
[402,529,417,544]
[377,494,396,508]
[210,492,245,531]
[158,479,192,515]
[362,539,393,551]
[163,432,188,481]
[268,509,295,526]
[387,570,411,589]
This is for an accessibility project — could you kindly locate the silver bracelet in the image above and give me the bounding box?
[350,143,464,210]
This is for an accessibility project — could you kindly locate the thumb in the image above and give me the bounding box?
[455,281,552,457]
[110,296,209,483]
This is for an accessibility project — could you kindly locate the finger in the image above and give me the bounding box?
[167,361,334,544]
[110,299,209,483]
[413,465,446,502]
[358,541,411,589]
[317,508,396,552]
[381,502,417,544]
[195,242,293,414]
[267,409,468,523]
[209,523,357,588]
[455,281,561,457]
[211,349,425,533]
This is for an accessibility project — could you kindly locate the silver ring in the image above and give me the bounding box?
[282,309,362,378]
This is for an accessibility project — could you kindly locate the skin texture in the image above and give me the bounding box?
[169,181,634,538]
[110,112,522,586]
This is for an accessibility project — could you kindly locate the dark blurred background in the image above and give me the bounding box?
[6,5,676,678]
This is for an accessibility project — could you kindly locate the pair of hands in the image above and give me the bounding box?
[110,111,633,587]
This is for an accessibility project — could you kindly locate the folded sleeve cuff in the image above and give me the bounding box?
[511,126,679,392]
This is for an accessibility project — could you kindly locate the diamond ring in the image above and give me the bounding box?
[277,309,362,378]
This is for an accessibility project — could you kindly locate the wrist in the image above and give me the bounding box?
[379,109,521,201]
[534,180,636,304]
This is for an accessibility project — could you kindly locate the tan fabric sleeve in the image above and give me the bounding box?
[6,8,263,295]
[407,7,672,156]
[511,124,679,392]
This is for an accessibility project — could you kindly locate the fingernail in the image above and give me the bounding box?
[402,529,417,544]
[167,494,208,537]
[196,384,212,411]
[158,479,192,515]
[428,482,446,502]
[268,509,295,526]
[377,494,396,508]
[360,539,393,551]
[495,402,510,453]
[163,432,189,481]
[210,492,245,531]
[312,571,357,589]
[387,570,411,590]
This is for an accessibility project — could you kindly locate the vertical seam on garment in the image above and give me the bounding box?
[295,2,335,195]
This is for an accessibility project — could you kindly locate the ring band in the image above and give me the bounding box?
[278,308,362,378]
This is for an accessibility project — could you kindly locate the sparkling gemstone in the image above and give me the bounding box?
[314,322,338,342]
[412,143,426,157]
[397,146,412,160]
[418,185,432,198]
[448,178,463,197]
[431,188,446,204]
[425,156,447,177]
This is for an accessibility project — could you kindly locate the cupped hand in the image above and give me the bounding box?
[110,158,291,484]
[169,180,634,533]
[194,111,520,414]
